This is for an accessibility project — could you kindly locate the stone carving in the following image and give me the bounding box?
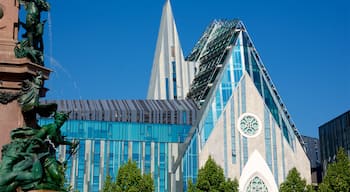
[0,92,20,104]
[15,0,50,65]
[238,113,262,138]
[0,73,79,191]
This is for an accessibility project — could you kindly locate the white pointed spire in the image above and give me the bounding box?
[147,0,196,100]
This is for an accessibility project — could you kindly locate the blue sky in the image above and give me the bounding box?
[37,0,349,138]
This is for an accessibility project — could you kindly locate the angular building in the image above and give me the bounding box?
[302,135,322,185]
[147,0,197,99]
[175,19,311,191]
[319,110,350,174]
[39,1,312,191]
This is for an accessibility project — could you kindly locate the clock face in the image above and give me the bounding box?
[238,113,262,138]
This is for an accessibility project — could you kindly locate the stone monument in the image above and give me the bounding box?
[0,0,78,191]
[0,0,50,158]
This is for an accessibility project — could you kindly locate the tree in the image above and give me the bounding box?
[102,175,117,192]
[189,156,239,192]
[318,147,350,192]
[187,179,196,192]
[102,160,154,192]
[280,167,314,192]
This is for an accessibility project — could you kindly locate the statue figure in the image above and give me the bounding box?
[19,71,58,129]
[15,0,50,65]
[18,70,43,113]
[21,0,50,52]
[0,72,79,191]
[0,111,78,192]
[0,139,46,191]
[36,112,79,190]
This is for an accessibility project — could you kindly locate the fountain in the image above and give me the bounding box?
[0,1,77,191]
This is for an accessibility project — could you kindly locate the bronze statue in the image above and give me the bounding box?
[0,73,79,191]
[0,139,45,191]
[15,0,50,65]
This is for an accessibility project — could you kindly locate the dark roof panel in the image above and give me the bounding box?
[41,99,198,126]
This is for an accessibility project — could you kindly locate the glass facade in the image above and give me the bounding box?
[178,19,307,191]
[319,110,350,173]
[198,32,244,148]
[241,31,296,149]
[182,132,198,191]
[39,119,192,192]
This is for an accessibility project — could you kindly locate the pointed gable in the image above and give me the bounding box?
[147,0,196,100]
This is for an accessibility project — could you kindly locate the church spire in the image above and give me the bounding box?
[147,0,196,100]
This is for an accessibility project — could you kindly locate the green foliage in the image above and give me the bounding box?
[280,167,314,192]
[219,178,239,192]
[102,160,154,192]
[188,179,196,192]
[102,175,117,192]
[189,156,239,192]
[318,147,350,192]
[140,173,154,192]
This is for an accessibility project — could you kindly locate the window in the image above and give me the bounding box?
[246,176,268,192]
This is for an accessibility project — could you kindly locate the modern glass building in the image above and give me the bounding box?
[39,100,198,192]
[173,19,311,191]
[319,110,350,174]
[40,1,312,191]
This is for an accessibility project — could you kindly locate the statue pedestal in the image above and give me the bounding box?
[0,0,52,158]
[0,100,23,157]
[0,58,51,157]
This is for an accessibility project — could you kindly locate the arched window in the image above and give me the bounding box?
[246,176,268,192]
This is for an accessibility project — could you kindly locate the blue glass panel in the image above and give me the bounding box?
[243,137,248,165]
[182,111,187,124]
[182,132,198,192]
[230,99,236,164]
[262,79,280,127]
[243,32,252,76]
[132,142,140,165]
[251,52,263,96]
[44,120,192,143]
[77,141,85,191]
[281,131,286,180]
[145,142,151,173]
[154,143,159,192]
[233,38,243,85]
[203,107,214,144]
[221,65,233,106]
[123,142,128,163]
[197,35,243,148]
[165,78,169,99]
[241,77,246,113]
[223,112,228,177]
[264,108,272,170]
[272,122,279,184]
[173,81,177,98]
[215,89,223,120]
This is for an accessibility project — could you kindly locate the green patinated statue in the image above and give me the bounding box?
[15,0,50,65]
[0,73,79,192]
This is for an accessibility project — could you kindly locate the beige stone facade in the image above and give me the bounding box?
[199,73,311,191]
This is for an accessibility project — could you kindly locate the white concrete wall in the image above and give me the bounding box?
[198,73,311,191]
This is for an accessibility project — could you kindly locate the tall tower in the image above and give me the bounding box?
[147,0,196,100]
[0,0,50,157]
